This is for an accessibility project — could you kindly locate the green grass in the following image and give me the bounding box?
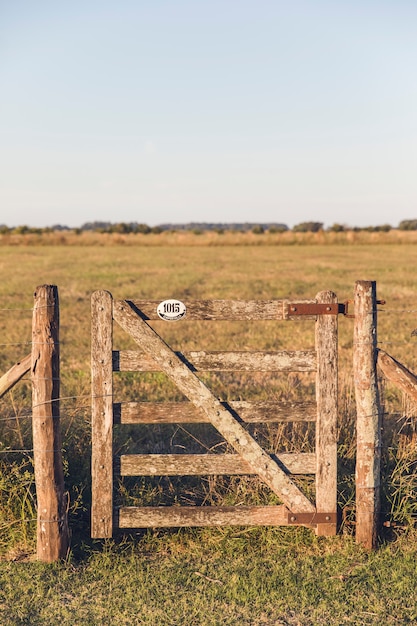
[1,241,417,624]
[1,529,417,625]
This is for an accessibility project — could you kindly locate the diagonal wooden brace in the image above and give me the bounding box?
[113,300,315,513]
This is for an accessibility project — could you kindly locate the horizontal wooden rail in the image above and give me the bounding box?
[117,505,291,528]
[119,453,315,476]
[120,299,317,321]
[113,350,316,372]
[114,400,317,424]
[0,353,31,398]
[377,349,417,403]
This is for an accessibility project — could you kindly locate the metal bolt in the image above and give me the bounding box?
[325,515,331,521]
[290,515,296,522]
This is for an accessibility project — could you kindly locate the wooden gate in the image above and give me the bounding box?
[91,291,339,538]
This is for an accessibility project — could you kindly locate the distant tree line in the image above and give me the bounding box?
[1,219,417,234]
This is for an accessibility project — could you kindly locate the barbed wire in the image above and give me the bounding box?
[380,309,417,314]
[1,518,37,525]
[377,341,417,346]
[0,304,59,312]
[0,408,92,422]
[0,449,33,454]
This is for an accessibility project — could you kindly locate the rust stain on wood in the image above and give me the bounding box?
[91,290,114,538]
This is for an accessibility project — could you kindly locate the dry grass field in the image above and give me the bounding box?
[0,234,417,624]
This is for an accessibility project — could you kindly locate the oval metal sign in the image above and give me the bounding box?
[157,299,187,321]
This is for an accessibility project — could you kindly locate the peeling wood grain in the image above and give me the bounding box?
[315,291,338,536]
[91,290,114,538]
[113,349,316,372]
[119,452,316,476]
[353,281,382,550]
[114,400,317,424]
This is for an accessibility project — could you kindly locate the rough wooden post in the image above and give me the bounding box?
[32,285,69,561]
[91,290,114,538]
[353,280,382,549]
[315,291,338,536]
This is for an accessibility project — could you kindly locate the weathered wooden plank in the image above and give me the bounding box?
[0,353,31,398]
[113,301,316,513]
[377,350,417,403]
[114,350,316,372]
[315,291,338,536]
[32,285,69,561]
[117,505,291,528]
[115,400,317,424]
[353,281,382,550]
[91,290,114,538]
[119,453,316,476]
[122,299,315,321]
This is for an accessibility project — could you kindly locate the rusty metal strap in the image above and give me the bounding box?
[287,512,336,525]
[285,303,346,317]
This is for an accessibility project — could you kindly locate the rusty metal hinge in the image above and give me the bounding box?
[284,302,346,317]
[287,512,336,525]
[284,298,385,319]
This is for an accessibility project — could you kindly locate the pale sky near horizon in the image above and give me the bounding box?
[1,0,416,229]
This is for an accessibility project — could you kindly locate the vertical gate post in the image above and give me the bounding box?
[91,290,114,538]
[32,285,69,561]
[315,291,338,536]
[353,280,382,549]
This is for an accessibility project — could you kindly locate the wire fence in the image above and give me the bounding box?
[1,299,417,534]
[2,300,417,428]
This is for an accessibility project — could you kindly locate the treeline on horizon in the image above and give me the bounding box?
[2,219,417,235]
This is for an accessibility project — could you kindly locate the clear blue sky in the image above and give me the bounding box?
[1,0,416,229]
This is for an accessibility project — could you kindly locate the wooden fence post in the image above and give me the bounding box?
[91,290,114,538]
[32,285,69,561]
[353,280,382,549]
[315,291,338,536]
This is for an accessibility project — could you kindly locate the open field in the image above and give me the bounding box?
[3,227,417,248]
[1,238,417,624]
